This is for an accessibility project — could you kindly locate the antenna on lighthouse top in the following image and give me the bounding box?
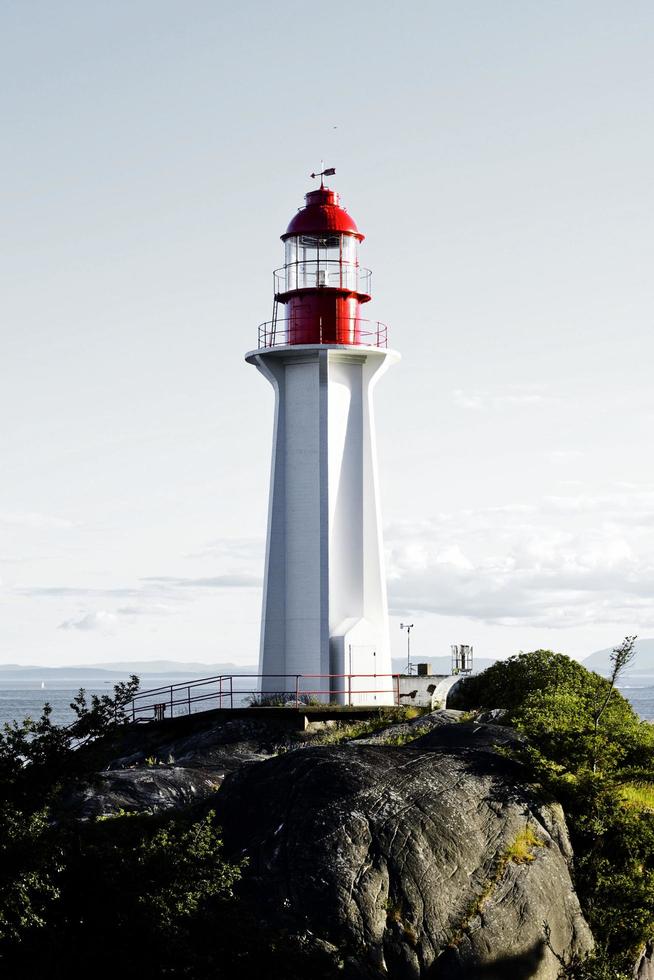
[310,167,336,188]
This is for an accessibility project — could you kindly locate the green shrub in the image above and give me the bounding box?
[460,646,654,975]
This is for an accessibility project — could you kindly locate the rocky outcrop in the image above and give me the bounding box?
[60,709,595,976]
[105,716,287,773]
[60,764,222,819]
[76,712,470,819]
[62,716,290,818]
[218,721,593,979]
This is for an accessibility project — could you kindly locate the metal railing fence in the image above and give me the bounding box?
[126,672,402,722]
[274,260,372,296]
[257,318,388,350]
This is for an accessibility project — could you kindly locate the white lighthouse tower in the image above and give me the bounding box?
[246,173,399,704]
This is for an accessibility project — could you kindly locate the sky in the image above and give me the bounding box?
[1,0,653,667]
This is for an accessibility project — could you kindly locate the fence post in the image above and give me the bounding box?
[187,686,191,715]
[230,676,233,709]
[170,685,173,718]
[348,673,352,706]
[395,674,400,706]
[295,675,300,705]
[219,675,222,708]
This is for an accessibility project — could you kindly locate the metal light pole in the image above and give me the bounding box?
[400,623,414,674]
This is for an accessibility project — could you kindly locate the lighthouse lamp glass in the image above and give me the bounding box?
[283,233,359,292]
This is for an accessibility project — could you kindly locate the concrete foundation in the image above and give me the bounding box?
[397,673,466,710]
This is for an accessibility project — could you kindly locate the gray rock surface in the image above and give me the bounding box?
[218,721,593,979]
[635,941,654,980]
[83,712,464,818]
[60,764,223,818]
[106,716,286,772]
[476,708,508,724]
[64,717,295,818]
[61,716,300,818]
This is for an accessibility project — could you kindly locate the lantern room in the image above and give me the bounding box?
[258,176,388,348]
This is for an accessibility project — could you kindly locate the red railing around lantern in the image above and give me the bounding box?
[256,317,388,350]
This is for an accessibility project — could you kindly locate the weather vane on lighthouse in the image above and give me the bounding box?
[309,166,336,187]
[245,173,399,704]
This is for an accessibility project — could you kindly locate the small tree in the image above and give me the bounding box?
[592,636,637,772]
[69,674,140,744]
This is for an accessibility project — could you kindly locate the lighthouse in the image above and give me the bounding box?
[246,173,399,704]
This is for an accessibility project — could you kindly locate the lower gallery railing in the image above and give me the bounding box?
[126,673,402,721]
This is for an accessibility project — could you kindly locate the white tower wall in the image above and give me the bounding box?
[246,344,399,705]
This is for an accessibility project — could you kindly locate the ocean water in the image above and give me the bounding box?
[1,676,653,729]
[0,683,123,728]
[0,677,258,728]
[616,679,654,723]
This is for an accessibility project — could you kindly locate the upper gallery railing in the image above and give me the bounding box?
[274,260,372,296]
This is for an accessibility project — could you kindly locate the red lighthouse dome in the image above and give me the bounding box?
[282,187,364,241]
[257,174,387,349]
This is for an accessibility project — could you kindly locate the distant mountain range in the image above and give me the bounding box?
[83,660,258,674]
[5,646,652,684]
[0,661,258,682]
[583,639,654,676]
[0,657,496,683]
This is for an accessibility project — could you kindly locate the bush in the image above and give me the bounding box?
[460,647,654,975]
[0,681,250,978]
[0,682,353,979]
[457,649,653,774]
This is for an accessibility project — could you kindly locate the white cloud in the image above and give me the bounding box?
[0,511,75,529]
[452,386,550,411]
[20,566,261,607]
[386,484,654,629]
[58,610,117,632]
[141,574,261,589]
[22,586,140,598]
[116,603,173,616]
[548,450,583,462]
[496,393,547,406]
[14,551,263,636]
[452,389,485,410]
[56,603,174,634]
[183,538,263,561]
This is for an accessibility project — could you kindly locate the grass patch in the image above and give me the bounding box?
[620,781,654,813]
[456,710,478,723]
[379,729,426,746]
[246,694,325,707]
[504,827,544,864]
[311,718,396,745]
[400,706,425,721]
[309,707,425,746]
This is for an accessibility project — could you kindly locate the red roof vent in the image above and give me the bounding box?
[282,186,364,241]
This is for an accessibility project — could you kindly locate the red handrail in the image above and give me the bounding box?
[126,672,402,722]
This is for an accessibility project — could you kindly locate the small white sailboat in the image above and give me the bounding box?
[40,681,46,690]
